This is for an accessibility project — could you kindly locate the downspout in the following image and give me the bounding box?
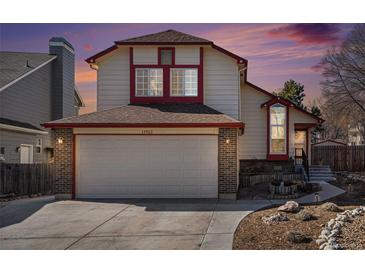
[238,66,247,121]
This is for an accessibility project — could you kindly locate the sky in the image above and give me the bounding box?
[0,23,355,114]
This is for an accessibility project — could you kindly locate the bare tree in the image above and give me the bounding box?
[321,24,365,113]
[320,24,365,142]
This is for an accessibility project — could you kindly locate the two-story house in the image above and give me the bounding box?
[44,30,322,200]
[0,37,84,164]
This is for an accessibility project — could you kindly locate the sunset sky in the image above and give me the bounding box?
[0,23,355,114]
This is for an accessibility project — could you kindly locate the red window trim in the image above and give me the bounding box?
[266,103,290,161]
[158,47,175,65]
[130,47,204,104]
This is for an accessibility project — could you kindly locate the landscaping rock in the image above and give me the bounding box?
[286,231,312,244]
[278,201,301,213]
[262,213,289,225]
[320,202,343,212]
[295,210,316,221]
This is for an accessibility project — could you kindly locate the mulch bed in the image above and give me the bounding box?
[233,172,365,250]
[233,204,355,250]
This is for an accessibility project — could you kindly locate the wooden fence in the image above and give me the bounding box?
[311,145,365,171]
[0,163,54,197]
[240,173,304,188]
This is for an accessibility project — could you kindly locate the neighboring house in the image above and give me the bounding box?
[0,37,84,164]
[312,139,347,147]
[348,124,364,145]
[44,30,322,200]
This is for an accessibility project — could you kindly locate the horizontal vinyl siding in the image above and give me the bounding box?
[204,47,239,119]
[97,48,130,111]
[238,84,271,159]
[175,46,200,65]
[133,46,157,65]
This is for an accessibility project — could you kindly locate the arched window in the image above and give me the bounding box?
[270,103,286,154]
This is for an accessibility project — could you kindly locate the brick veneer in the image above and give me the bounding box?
[53,128,73,199]
[218,128,238,199]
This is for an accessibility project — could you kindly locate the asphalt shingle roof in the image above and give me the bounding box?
[44,104,242,127]
[0,117,45,131]
[115,29,212,44]
[0,52,56,89]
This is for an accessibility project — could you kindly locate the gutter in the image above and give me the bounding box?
[0,123,48,135]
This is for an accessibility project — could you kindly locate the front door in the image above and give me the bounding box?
[294,130,307,165]
[20,144,33,164]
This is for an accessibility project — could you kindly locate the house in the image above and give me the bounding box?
[0,37,84,164]
[43,30,322,200]
[348,124,364,145]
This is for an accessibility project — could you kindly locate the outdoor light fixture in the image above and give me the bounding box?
[57,137,64,144]
[225,139,230,144]
[314,192,321,204]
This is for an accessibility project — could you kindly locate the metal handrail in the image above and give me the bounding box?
[302,148,310,181]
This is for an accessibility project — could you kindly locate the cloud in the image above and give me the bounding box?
[83,43,93,52]
[311,63,325,72]
[267,24,341,45]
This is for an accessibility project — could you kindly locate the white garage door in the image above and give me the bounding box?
[76,135,218,198]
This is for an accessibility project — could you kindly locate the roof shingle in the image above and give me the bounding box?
[44,104,243,128]
[115,29,212,45]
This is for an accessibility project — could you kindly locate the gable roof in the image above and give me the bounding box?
[0,51,57,91]
[0,117,47,135]
[115,29,212,45]
[85,29,247,64]
[43,104,244,128]
[246,81,324,123]
[312,139,347,146]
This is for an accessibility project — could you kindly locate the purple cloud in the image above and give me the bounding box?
[268,24,341,45]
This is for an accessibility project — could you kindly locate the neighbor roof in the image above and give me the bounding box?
[85,29,247,64]
[0,117,46,131]
[0,52,57,91]
[43,104,244,128]
[115,29,212,45]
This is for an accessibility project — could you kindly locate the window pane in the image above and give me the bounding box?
[271,139,285,153]
[160,50,172,65]
[271,126,285,139]
[270,104,286,125]
[170,69,198,96]
[135,69,163,96]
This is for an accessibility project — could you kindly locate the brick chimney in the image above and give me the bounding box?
[49,37,75,120]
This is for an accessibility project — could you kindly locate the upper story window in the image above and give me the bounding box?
[270,103,286,154]
[160,49,173,65]
[135,68,163,97]
[170,69,198,96]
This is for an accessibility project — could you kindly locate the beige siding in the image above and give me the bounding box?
[238,84,271,159]
[175,46,200,65]
[133,46,158,65]
[238,83,318,161]
[97,47,130,111]
[204,47,240,119]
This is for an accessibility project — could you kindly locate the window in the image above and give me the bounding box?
[135,69,163,97]
[160,49,173,65]
[36,138,42,154]
[170,69,198,96]
[270,103,286,154]
[0,147,4,154]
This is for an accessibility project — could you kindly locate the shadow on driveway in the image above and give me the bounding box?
[0,196,55,229]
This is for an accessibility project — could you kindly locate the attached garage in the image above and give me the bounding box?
[75,134,218,198]
[44,104,243,199]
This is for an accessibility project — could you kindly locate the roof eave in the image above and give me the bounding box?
[42,122,245,129]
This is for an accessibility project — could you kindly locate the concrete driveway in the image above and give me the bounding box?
[0,196,268,250]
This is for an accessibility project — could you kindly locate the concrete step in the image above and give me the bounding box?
[310,176,336,182]
[310,165,330,168]
[310,172,334,176]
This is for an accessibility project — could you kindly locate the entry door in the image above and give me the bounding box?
[20,144,33,163]
[75,135,218,198]
[294,130,307,165]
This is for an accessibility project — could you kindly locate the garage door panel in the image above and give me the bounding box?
[76,135,218,198]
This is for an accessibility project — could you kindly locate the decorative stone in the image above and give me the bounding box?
[262,213,289,225]
[295,210,315,221]
[286,231,312,244]
[278,201,301,213]
[320,202,343,212]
